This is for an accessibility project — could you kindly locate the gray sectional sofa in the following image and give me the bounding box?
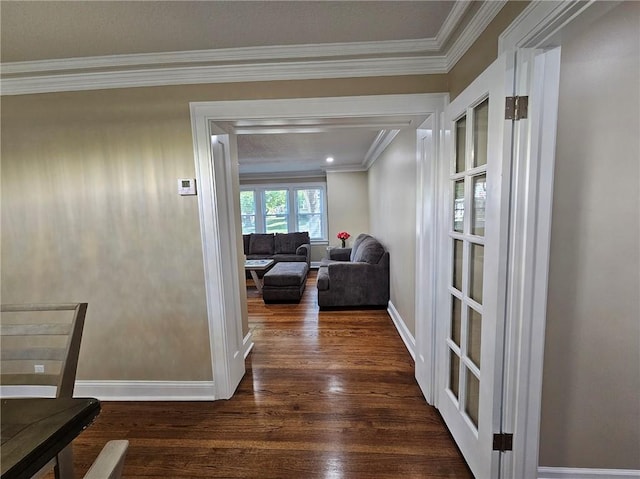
[317,233,390,309]
[243,232,311,268]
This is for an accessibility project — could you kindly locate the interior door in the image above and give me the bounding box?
[437,53,515,479]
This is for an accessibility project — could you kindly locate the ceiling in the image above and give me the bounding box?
[0,1,501,178]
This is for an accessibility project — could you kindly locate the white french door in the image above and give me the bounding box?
[437,53,515,479]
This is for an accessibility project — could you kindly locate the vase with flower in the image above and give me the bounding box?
[337,231,350,248]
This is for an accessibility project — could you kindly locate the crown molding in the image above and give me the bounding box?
[324,165,368,174]
[0,56,448,95]
[0,1,505,95]
[363,129,401,170]
[1,38,440,76]
[446,0,508,71]
[436,1,472,47]
[239,170,327,181]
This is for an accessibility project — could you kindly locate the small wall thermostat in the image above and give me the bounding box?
[178,178,197,196]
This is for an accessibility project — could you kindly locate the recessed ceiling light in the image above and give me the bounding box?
[326,156,334,163]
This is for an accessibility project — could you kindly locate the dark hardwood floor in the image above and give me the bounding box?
[62,271,473,478]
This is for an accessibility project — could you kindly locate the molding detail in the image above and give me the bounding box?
[387,301,416,361]
[436,1,473,47]
[1,381,217,401]
[0,385,56,398]
[74,381,216,401]
[0,3,505,95]
[0,56,448,96]
[363,129,401,169]
[538,467,640,479]
[446,0,508,70]
[1,39,441,76]
[243,330,254,359]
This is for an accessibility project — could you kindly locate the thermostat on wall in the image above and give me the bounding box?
[178,178,197,196]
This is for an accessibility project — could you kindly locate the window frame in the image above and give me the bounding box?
[240,182,328,242]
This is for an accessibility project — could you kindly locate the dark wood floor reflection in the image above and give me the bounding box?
[61,271,473,478]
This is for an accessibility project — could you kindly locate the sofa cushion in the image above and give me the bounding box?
[350,233,372,262]
[249,234,275,255]
[243,234,251,255]
[317,266,330,290]
[272,254,306,263]
[352,237,385,264]
[264,262,309,287]
[275,232,309,254]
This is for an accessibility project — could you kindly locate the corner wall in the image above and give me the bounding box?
[368,129,418,336]
[326,171,370,249]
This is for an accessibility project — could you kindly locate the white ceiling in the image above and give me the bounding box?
[0,1,458,62]
[0,1,497,178]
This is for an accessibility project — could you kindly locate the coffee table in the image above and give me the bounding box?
[244,259,275,293]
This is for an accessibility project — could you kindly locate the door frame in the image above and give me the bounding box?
[496,2,622,478]
[189,93,447,400]
[188,0,618,465]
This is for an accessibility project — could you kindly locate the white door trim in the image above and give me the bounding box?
[189,120,245,399]
[415,111,446,405]
[496,2,623,478]
[189,93,447,400]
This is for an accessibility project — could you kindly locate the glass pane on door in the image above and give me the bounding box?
[468,307,482,367]
[451,296,462,346]
[454,180,465,232]
[473,99,489,167]
[472,175,486,236]
[453,240,463,291]
[469,244,484,304]
[465,370,480,428]
[450,351,460,400]
[456,116,467,173]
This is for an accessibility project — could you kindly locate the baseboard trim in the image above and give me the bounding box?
[243,330,255,359]
[0,385,56,398]
[538,467,640,479]
[387,301,416,361]
[74,381,216,401]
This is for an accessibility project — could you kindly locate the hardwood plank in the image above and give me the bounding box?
[50,271,472,478]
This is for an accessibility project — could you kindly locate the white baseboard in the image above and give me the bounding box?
[1,381,217,401]
[387,301,416,361]
[539,467,640,479]
[243,330,255,359]
[0,385,57,398]
[74,380,216,401]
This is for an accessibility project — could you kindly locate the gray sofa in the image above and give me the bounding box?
[317,233,390,309]
[243,232,311,269]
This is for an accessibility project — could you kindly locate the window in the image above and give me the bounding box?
[264,189,289,233]
[240,183,327,241]
[296,188,324,239]
[240,190,256,234]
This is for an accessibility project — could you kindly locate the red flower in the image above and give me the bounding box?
[337,231,350,240]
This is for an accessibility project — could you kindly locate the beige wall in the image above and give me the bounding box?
[539,2,640,469]
[326,171,370,249]
[368,129,417,335]
[1,100,213,381]
[0,75,442,382]
[448,1,529,101]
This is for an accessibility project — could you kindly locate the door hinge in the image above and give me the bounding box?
[505,96,528,120]
[493,433,514,452]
